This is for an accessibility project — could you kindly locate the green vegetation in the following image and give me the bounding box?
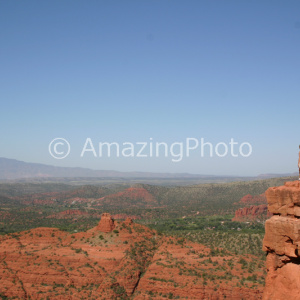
[142,215,265,258]
[0,176,293,235]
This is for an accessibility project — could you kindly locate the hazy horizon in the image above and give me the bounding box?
[0,156,298,179]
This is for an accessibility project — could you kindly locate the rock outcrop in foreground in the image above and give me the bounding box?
[0,213,264,299]
[263,181,300,300]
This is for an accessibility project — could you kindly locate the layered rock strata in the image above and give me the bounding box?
[232,204,270,222]
[263,180,300,300]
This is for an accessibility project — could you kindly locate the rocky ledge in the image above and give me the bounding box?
[263,180,300,300]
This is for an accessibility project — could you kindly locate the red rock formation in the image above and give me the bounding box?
[0,219,155,299]
[233,192,270,222]
[265,180,300,216]
[239,193,267,205]
[0,220,264,300]
[263,180,300,300]
[96,213,115,232]
[232,204,272,222]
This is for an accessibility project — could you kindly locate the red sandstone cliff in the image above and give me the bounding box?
[232,193,270,222]
[263,180,300,300]
[232,204,272,222]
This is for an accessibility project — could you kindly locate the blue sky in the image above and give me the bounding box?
[1,0,299,176]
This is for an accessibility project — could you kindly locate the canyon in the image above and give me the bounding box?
[0,213,264,299]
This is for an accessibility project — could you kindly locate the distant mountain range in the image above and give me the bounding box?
[0,157,296,181]
[0,157,219,180]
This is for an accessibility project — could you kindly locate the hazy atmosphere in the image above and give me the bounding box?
[1,1,299,176]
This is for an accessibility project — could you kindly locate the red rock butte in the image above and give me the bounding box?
[263,180,300,300]
[0,211,265,299]
[96,213,115,232]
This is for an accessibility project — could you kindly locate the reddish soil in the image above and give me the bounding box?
[0,213,263,299]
